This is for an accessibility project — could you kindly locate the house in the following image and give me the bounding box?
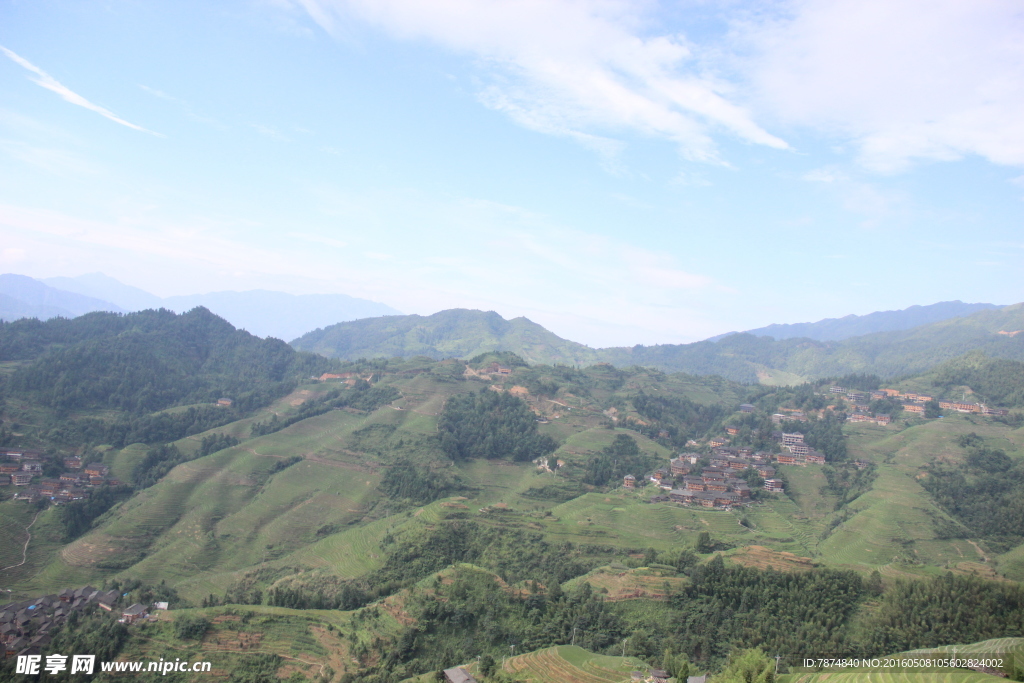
[726,426,740,435]
[938,400,981,413]
[63,457,82,469]
[776,453,799,466]
[39,480,60,496]
[21,461,43,473]
[739,403,755,413]
[764,478,784,492]
[881,388,900,397]
[121,604,148,624]
[669,489,692,503]
[853,460,872,470]
[11,473,33,486]
[669,458,690,476]
[623,474,636,489]
[829,386,845,393]
[682,477,705,491]
[903,404,925,414]
[709,437,727,447]
[771,413,786,424]
[649,669,670,683]
[781,432,804,446]
[97,591,119,611]
[786,443,810,456]
[83,463,109,477]
[806,451,826,464]
[443,667,479,683]
[709,455,731,468]
[0,463,20,474]
[847,413,874,423]
[870,390,887,400]
[875,414,891,426]
[651,468,668,481]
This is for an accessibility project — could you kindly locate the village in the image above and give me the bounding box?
[0,448,121,505]
[1,587,157,659]
[626,426,841,510]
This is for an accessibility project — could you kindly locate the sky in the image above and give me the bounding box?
[0,0,1022,347]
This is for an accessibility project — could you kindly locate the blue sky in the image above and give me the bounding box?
[1,0,1022,346]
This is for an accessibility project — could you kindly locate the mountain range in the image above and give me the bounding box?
[1,273,400,342]
[710,300,1002,341]
[293,304,1024,383]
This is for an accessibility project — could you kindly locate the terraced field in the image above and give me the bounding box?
[505,645,646,683]
[562,565,687,599]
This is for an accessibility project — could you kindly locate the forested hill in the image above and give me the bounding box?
[0,307,339,415]
[601,303,1024,380]
[291,304,1024,384]
[291,308,601,365]
[716,300,1001,342]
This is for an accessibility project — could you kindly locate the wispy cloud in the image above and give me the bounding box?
[1,46,161,136]
[288,0,788,164]
[737,0,1024,171]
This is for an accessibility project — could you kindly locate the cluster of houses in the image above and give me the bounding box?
[626,446,788,509]
[0,450,119,504]
[624,426,873,508]
[829,386,1009,418]
[2,588,152,659]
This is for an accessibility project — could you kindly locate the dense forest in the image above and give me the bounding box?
[920,433,1024,551]
[631,391,729,446]
[581,434,660,487]
[438,389,557,462]
[928,354,1024,407]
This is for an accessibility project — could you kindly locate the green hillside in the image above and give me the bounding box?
[290,304,1024,384]
[291,308,602,365]
[4,314,1024,683]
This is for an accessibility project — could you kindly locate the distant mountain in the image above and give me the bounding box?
[160,290,400,342]
[601,303,1024,382]
[7,273,401,342]
[43,272,163,310]
[295,304,1024,384]
[291,308,601,365]
[709,300,1002,342]
[0,274,123,321]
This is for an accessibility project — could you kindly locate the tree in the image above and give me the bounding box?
[695,532,713,553]
[480,653,496,677]
[716,648,775,683]
[924,399,942,419]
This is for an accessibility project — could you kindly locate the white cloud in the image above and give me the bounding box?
[739,0,1024,171]
[1,46,161,136]
[801,166,907,226]
[289,0,788,163]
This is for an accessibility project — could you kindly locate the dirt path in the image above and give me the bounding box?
[0,510,42,573]
[967,539,989,563]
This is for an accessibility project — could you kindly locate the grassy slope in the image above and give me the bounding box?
[7,365,1024,604]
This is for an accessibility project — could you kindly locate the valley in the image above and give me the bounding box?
[1,310,1024,682]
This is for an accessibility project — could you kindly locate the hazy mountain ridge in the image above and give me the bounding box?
[3,272,401,342]
[297,303,1024,383]
[0,274,124,321]
[711,300,1002,342]
[292,308,602,366]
